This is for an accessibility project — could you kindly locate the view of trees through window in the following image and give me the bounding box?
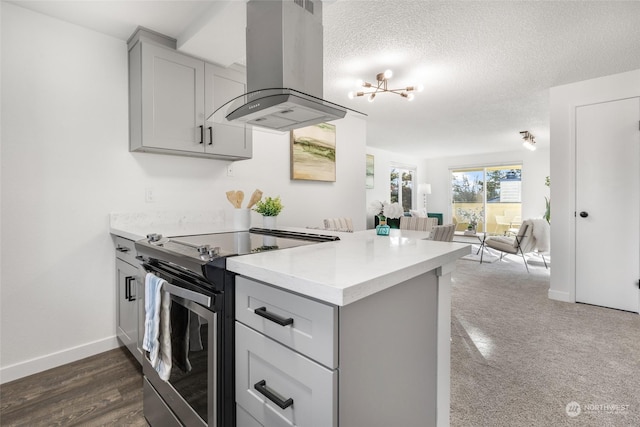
[390,167,415,213]
[451,165,522,233]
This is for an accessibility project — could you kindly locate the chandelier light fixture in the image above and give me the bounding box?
[348,69,423,102]
[520,131,536,151]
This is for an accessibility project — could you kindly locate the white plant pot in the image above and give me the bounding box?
[262,215,277,229]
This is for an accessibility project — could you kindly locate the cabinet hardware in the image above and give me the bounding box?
[579,211,589,218]
[254,306,294,326]
[199,125,204,144]
[116,246,130,253]
[254,380,294,409]
[208,126,213,145]
[125,276,136,301]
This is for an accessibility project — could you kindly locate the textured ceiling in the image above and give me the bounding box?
[10,0,640,158]
[324,0,640,158]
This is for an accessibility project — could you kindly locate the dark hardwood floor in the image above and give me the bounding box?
[0,347,146,426]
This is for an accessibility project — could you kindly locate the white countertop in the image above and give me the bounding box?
[110,212,469,307]
[227,228,469,306]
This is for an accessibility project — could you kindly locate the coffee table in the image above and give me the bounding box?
[453,231,499,261]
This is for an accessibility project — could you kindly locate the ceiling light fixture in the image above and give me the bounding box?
[520,131,536,151]
[348,69,423,102]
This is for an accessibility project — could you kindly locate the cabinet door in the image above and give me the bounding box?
[205,64,252,158]
[136,274,145,359]
[116,258,142,362]
[140,43,205,153]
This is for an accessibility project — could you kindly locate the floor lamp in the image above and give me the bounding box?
[419,183,431,215]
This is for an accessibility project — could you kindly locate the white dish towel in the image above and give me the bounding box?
[142,272,172,381]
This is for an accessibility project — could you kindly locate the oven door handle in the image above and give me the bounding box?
[163,282,212,308]
[142,261,213,308]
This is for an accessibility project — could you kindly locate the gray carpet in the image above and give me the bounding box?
[450,256,640,426]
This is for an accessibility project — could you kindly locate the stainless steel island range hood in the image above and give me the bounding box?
[210,0,356,132]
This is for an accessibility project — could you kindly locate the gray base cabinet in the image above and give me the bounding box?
[235,272,440,427]
[115,236,144,364]
[128,28,252,160]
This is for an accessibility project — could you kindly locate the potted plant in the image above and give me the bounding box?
[254,196,283,228]
[544,176,551,224]
[456,207,484,235]
[369,200,404,228]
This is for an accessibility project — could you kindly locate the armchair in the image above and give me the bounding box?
[323,217,353,232]
[494,215,510,234]
[399,216,438,232]
[483,219,549,272]
[429,224,456,242]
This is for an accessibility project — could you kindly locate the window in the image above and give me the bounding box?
[451,164,522,233]
[390,166,415,213]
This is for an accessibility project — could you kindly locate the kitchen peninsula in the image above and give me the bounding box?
[110,214,469,427]
[229,229,468,427]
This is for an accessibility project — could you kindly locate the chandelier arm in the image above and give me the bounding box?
[349,70,421,100]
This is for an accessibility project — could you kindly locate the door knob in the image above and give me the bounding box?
[579,211,589,218]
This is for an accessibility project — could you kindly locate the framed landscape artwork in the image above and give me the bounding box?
[290,123,336,182]
[366,154,374,188]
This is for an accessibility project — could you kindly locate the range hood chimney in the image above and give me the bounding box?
[210,0,353,132]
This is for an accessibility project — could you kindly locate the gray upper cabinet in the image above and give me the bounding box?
[205,64,253,158]
[128,28,252,160]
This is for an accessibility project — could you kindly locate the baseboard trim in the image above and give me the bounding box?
[548,289,573,303]
[0,336,120,384]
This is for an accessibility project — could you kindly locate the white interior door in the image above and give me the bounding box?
[575,97,640,313]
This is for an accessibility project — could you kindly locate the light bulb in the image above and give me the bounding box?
[416,84,425,92]
[407,93,415,101]
[348,91,355,99]
[368,93,376,102]
[383,69,393,79]
[355,79,364,88]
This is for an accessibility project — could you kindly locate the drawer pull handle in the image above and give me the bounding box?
[254,380,294,410]
[116,246,130,253]
[125,276,136,301]
[254,307,294,326]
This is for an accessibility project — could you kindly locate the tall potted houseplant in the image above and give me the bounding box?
[254,196,283,229]
[544,176,551,223]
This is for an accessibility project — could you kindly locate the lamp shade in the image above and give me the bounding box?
[419,183,432,194]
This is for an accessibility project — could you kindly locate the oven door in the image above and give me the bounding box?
[142,261,218,427]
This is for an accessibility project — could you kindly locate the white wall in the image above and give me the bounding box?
[0,3,366,382]
[365,147,427,228]
[548,69,640,303]
[424,149,550,223]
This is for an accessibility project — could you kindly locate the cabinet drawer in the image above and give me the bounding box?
[237,404,263,427]
[236,323,337,427]
[235,276,337,368]
[114,236,138,265]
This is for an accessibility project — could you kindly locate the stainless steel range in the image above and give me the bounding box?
[134,228,339,427]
